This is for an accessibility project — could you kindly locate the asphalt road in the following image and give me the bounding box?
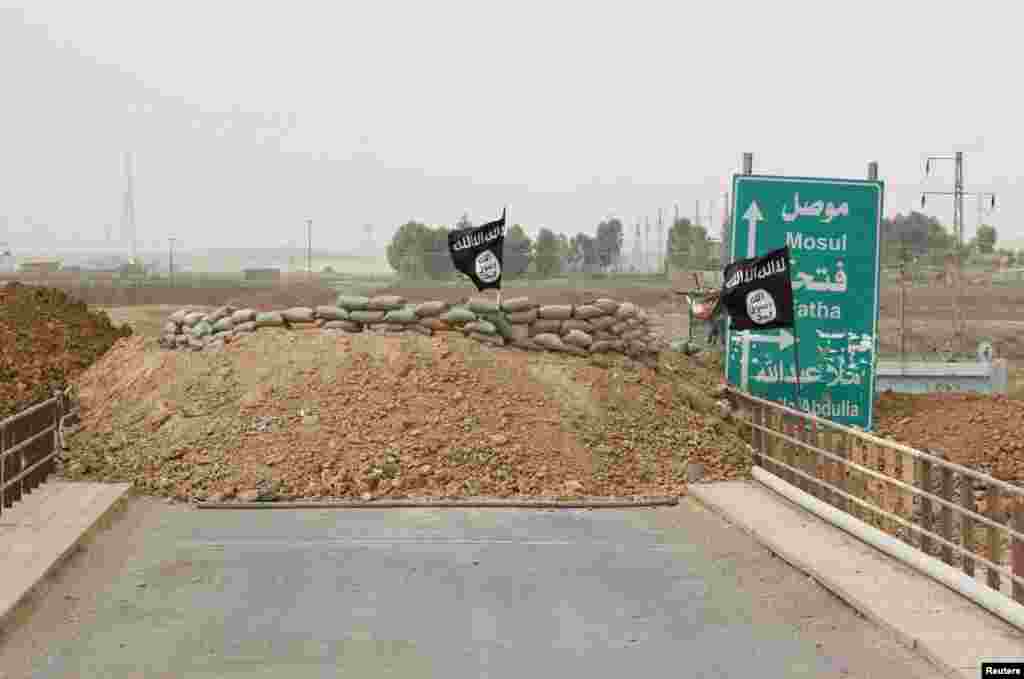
[0,497,940,679]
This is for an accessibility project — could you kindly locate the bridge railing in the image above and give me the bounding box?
[1,388,78,516]
[727,388,1024,605]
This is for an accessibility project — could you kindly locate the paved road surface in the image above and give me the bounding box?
[0,497,940,678]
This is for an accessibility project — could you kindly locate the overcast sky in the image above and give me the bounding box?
[1,1,1020,251]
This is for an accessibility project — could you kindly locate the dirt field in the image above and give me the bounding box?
[61,326,747,502]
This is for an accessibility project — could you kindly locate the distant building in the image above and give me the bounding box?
[18,257,62,273]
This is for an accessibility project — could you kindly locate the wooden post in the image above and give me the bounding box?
[836,431,849,514]
[962,472,977,577]
[941,467,954,565]
[988,484,1002,591]
[920,457,934,555]
[1013,498,1024,603]
[899,451,915,545]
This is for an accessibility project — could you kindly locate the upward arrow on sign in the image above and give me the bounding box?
[743,201,763,258]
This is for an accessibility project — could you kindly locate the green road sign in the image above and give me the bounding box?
[725,174,883,430]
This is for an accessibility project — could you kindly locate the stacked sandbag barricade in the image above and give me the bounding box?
[158,295,662,361]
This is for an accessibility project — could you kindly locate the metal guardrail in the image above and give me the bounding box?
[727,388,1024,605]
[0,387,78,516]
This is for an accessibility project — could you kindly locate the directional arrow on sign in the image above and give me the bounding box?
[743,200,764,258]
[740,329,795,389]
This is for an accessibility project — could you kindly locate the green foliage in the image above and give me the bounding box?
[504,224,533,276]
[568,233,600,272]
[534,228,562,277]
[976,224,997,254]
[666,218,709,270]
[595,218,624,270]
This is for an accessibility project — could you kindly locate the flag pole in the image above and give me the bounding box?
[791,323,802,411]
[496,206,506,309]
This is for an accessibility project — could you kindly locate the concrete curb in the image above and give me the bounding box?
[197,496,680,510]
[688,479,963,679]
[0,484,134,633]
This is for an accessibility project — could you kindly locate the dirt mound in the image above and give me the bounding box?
[61,329,749,501]
[875,391,1024,481]
[0,283,132,418]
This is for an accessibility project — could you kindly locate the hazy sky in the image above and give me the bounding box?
[1,1,1020,251]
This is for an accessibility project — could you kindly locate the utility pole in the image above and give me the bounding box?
[168,237,176,286]
[921,150,997,354]
[306,219,313,279]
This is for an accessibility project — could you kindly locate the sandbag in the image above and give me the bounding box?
[464,320,497,335]
[441,307,477,324]
[480,312,515,340]
[174,334,189,347]
[594,330,616,341]
[563,329,593,348]
[162,321,179,335]
[589,340,623,353]
[506,308,538,324]
[188,337,206,351]
[500,297,534,313]
[160,333,177,348]
[367,295,406,311]
[213,330,233,343]
[470,332,504,346]
[315,306,348,321]
[622,328,647,342]
[411,324,433,336]
[255,311,285,327]
[419,317,450,332]
[282,307,315,324]
[349,310,387,324]
[610,321,630,335]
[231,309,257,324]
[563,344,589,356]
[626,318,645,328]
[234,321,257,333]
[468,297,500,314]
[321,320,350,330]
[627,340,647,354]
[336,295,370,310]
[507,324,529,342]
[207,306,232,324]
[383,307,418,324]
[382,323,409,332]
[337,320,364,333]
[594,298,620,315]
[529,319,562,336]
[190,321,213,338]
[168,309,190,324]
[561,319,594,334]
[511,338,540,351]
[589,315,617,331]
[414,300,448,317]
[182,312,204,327]
[615,302,638,319]
[573,304,603,320]
[213,317,235,333]
[637,309,650,323]
[533,332,568,351]
[538,304,573,320]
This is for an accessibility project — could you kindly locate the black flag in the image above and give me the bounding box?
[720,246,795,331]
[447,209,505,291]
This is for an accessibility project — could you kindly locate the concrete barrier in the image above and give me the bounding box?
[876,359,1008,396]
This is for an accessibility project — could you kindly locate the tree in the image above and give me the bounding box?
[387,221,431,273]
[595,218,624,271]
[976,224,997,254]
[666,217,693,270]
[534,228,561,277]
[504,224,533,277]
[565,233,599,272]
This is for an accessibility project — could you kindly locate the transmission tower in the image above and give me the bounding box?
[920,150,997,354]
[631,219,643,271]
[121,151,137,260]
